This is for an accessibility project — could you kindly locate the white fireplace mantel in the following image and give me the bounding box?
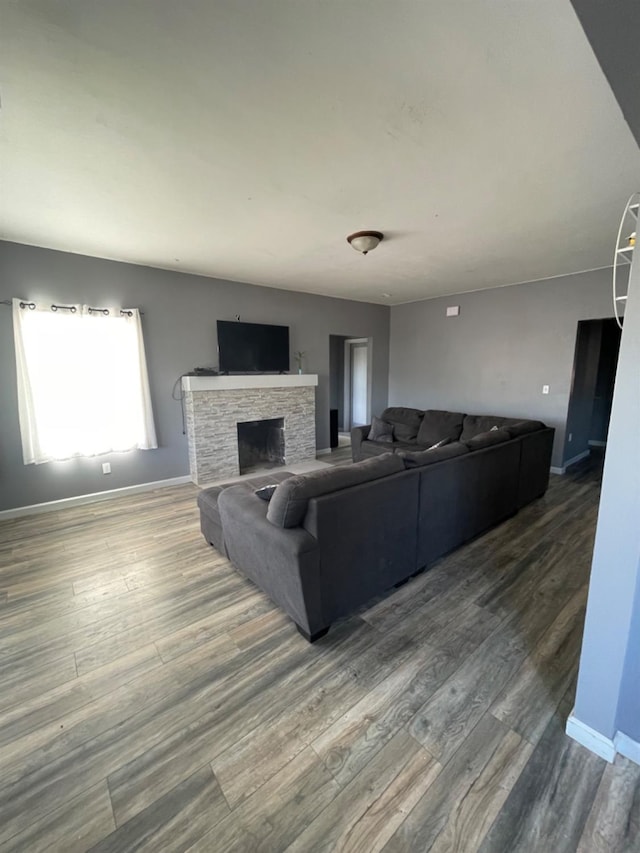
[182,374,318,392]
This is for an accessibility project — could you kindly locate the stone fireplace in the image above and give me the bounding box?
[182,374,318,485]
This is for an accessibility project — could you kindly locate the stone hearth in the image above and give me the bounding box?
[182,374,318,485]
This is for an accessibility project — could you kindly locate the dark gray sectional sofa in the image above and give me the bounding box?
[197,407,554,642]
[352,407,554,511]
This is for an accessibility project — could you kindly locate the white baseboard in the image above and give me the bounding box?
[615,731,640,765]
[566,713,640,766]
[552,449,591,476]
[565,450,591,467]
[588,440,606,448]
[0,475,193,521]
[566,713,616,762]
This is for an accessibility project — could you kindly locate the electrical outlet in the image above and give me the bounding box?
[446,306,460,317]
[102,462,111,474]
[542,385,550,395]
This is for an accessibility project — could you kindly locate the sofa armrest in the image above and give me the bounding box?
[217,485,323,635]
[350,424,371,462]
[516,427,555,508]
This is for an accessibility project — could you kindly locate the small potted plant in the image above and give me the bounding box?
[294,351,305,374]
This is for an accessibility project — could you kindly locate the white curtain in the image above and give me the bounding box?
[13,300,157,464]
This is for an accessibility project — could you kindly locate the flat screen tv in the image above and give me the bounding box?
[217,320,290,373]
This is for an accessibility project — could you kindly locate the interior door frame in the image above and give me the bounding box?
[343,337,373,430]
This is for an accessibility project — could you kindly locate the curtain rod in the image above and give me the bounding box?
[0,299,144,315]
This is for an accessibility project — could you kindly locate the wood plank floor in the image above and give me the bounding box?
[0,451,638,851]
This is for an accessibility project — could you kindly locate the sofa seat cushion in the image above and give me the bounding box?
[428,438,451,449]
[465,428,512,451]
[360,439,420,457]
[365,439,421,451]
[399,441,469,469]
[460,414,521,441]
[392,441,423,452]
[360,439,398,455]
[505,419,545,438]
[267,452,404,528]
[380,407,424,443]
[417,410,465,447]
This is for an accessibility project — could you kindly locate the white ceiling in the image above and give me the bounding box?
[1,0,640,305]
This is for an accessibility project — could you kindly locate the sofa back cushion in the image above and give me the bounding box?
[416,410,465,447]
[380,407,424,443]
[267,452,405,528]
[465,428,512,451]
[399,441,469,469]
[460,414,520,441]
[505,419,545,438]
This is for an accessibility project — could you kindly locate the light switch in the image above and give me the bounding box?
[542,385,550,395]
[102,462,111,474]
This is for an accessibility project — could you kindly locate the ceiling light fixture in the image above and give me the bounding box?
[347,230,384,255]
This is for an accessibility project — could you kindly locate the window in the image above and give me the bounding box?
[13,300,157,464]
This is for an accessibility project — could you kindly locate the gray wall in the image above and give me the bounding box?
[388,267,623,469]
[0,241,389,511]
[569,0,640,753]
[572,234,640,744]
[616,568,640,741]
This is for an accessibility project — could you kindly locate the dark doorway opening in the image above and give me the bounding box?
[564,318,621,465]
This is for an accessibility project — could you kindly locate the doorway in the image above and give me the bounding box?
[564,318,621,465]
[345,338,372,430]
[328,335,373,449]
[329,335,348,439]
[349,342,368,426]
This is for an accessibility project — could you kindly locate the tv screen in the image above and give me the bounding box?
[217,320,290,373]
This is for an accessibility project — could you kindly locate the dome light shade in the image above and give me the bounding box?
[347,230,384,255]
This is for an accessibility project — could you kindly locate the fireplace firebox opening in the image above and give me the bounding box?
[237,417,285,475]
